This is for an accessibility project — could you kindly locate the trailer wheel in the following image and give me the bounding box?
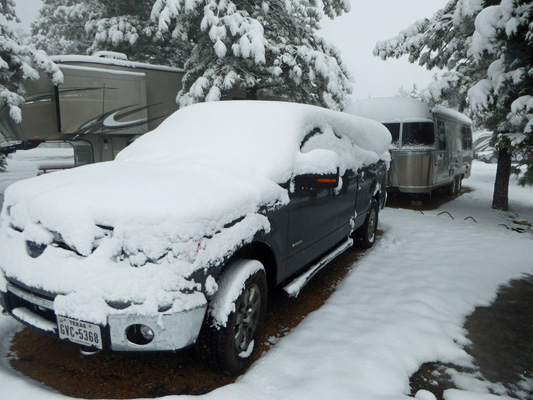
[196,259,267,376]
[456,176,462,193]
[448,179,457,196]
[354,199,379,249]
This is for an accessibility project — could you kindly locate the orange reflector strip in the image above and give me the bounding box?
[317,178,337,183]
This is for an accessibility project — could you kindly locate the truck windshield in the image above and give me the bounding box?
[401,122,435,147]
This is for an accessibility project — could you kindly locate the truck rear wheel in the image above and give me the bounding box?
[196,259,267,375]
[354,199,379,249]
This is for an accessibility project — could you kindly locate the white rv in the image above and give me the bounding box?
[345,97,473,195]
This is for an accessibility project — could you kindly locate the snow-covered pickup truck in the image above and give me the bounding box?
[0,101,390,375]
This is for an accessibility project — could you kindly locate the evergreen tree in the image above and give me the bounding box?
[31,0,190,67]
[30,0,101,56]
[86,0,190,66]
[374,0,533,211]
[151,0,353,109]
[0,0,63,123]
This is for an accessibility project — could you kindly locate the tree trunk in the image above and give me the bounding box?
[492,147,512,211]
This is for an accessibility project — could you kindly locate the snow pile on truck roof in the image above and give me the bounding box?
[117,101,391,182]
[0,101,390,323]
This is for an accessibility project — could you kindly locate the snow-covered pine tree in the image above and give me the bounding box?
[0,0,63,123]
[85,0,190,67]
[151,0,353,109]
[374,0,533,211]
[30,0,102,56]
[31,0,189,67]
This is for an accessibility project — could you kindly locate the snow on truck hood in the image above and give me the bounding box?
[0,101,391,322]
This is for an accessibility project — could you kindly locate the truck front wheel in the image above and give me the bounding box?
[354,199,379,249]
[196,259,267,375]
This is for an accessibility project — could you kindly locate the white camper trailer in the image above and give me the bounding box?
[0,53,186,165]
[345,97,473,195]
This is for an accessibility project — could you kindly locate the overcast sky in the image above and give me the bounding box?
[12,0,448,101]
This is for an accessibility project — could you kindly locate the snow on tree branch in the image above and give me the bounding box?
[0,0,63,123]
[31,1,189,68]
[151,0,352,109]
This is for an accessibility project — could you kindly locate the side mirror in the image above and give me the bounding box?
[293,171,339,190]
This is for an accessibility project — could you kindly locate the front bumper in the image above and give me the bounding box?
[1,281,206,352]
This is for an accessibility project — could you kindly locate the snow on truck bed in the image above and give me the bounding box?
[0,101,391,322]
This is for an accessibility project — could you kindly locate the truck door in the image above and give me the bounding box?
[284,129,344,277]
[285,171,341,277]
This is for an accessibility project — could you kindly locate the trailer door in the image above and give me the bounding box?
[435,119,452,184]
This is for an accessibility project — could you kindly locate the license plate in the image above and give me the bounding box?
[57,316,103,349]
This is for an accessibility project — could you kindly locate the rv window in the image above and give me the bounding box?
[462,126,472,150]
[437,120,447,150]
[383,123,400,145]
[401,122,434,147]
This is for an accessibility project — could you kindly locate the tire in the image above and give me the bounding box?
[456,177,462,193]
[354,199,379,249]
[448,178,457,196]
[195,259,267,375]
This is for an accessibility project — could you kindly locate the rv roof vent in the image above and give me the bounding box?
[92,51,128,61]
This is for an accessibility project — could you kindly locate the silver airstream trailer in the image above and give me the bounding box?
[345,97,473,195]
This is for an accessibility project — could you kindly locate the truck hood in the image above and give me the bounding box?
[2,161,287,255]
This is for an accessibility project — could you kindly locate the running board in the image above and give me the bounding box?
[283,238,353,298]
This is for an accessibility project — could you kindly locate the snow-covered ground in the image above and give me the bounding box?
[0,157,532,400]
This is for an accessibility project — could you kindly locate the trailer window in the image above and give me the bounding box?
[437,120,447,150]
[383,123,400,145]
[401,122,434,147]
[462,126,472,150]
